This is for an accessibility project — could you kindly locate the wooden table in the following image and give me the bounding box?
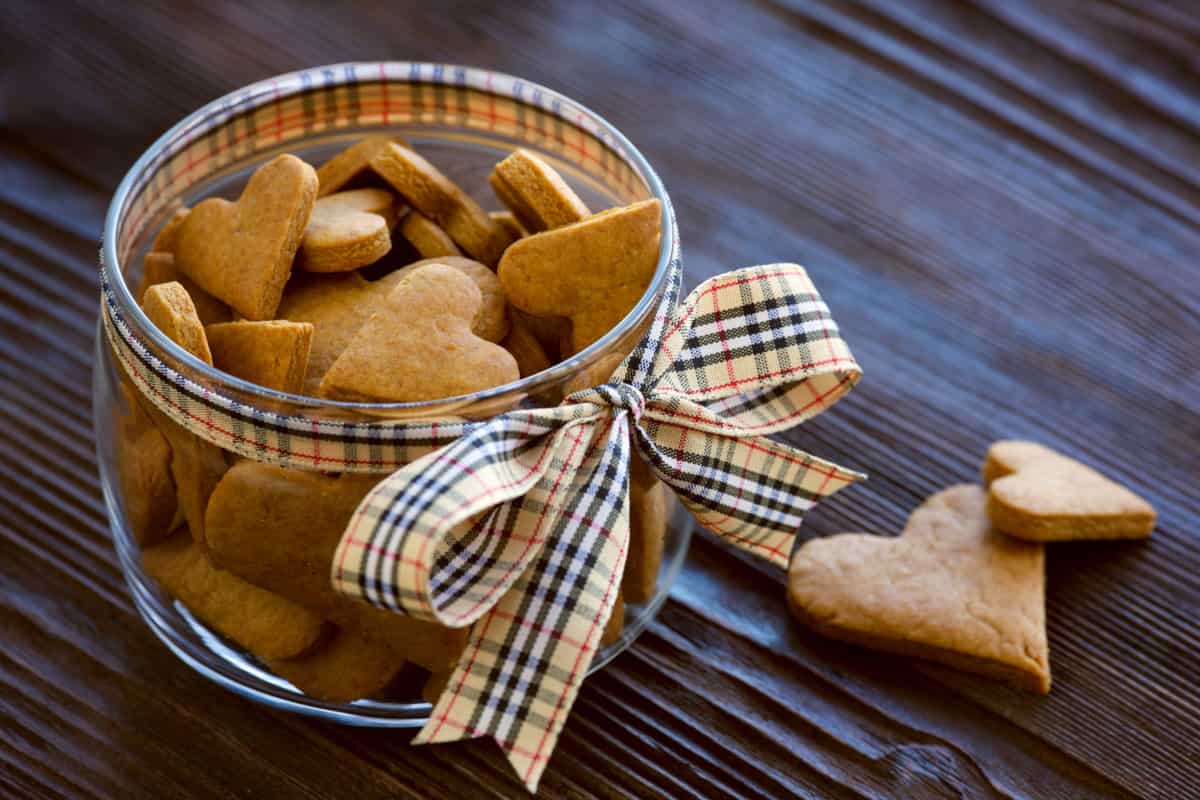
[2,2,1197,797]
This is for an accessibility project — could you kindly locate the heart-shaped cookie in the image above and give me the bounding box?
[983,440,1156,541]
[498,198,661,354]
[206,461,467,671]
[317,263,519,402]
[381,256,509,343]
[175,154,318,320]
[788,484,1050,693]
[298,187,396,273]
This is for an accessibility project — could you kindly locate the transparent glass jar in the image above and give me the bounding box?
[92,63,690,726]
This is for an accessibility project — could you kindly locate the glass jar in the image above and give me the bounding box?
[92,62,690,726]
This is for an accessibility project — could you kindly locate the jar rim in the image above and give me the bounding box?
[102,61,677,413]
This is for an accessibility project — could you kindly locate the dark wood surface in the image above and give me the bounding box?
[2,1,1198,797]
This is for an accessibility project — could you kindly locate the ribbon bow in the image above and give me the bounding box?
[332,263,863,790]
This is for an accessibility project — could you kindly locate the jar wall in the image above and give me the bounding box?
[95,64,691,723]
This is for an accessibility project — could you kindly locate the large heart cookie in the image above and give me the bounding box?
[175,154,318,320]
[206,461,468,671]
[317,263,519,402]
[298,187,396,273]
[983,440,1155,541]
[498,198,661,355]
[788,484,1050,693]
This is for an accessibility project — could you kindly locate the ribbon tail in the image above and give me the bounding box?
[638,403,863,569]
[415,411,633,793]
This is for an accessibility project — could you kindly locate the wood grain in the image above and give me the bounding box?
[2,0,1197,797]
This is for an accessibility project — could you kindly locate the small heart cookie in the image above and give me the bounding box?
[318,264,519,401]
[175,154,318,320]
[983,441,1156,541]
[269,630,407,702]
[139,283,227,544]
[116,383,178,547]
[501,313,553,378]
[149,207,190,253]
[299,188,396,273]
[498,198,661,354]
[788,484,1050,693]
[490,148,591,232]
[275,272,378,395]
[489,210,528,240]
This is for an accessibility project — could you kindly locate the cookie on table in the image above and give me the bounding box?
[788,484,1050,694]
[983,441,1156,542]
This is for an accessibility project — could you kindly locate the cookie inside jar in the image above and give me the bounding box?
[119,137,667,703]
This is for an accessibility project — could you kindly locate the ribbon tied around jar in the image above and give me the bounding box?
[104,250,863,793]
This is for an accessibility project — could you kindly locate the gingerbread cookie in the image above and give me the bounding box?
[318,264,519,402]
[498,199,661,354]
[983,441,1156,541]
[369,141,513,265]
[149,207,190,253]
[275,272,378,395]
[139,283,227,544]
[116,383,178,547]
[624,455,668,605]
[489,210,527,240]
[205,320,313,394]
[141,281,213,365]
[143,531,327,660]
[600,589,625,648]
[490,148,591,232]
[501,313,552,378]
[269,630,407,702]
[205,462,467,672]
[383,257,509,343]
[788,485,1049,693]
[299,188,396,273]
[175,154,318,320]
[138,253,231,326]
[398,211,463,259]
[316,135,408,196]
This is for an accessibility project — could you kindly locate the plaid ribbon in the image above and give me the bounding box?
[104,245,861,791]
[331,262,863,790]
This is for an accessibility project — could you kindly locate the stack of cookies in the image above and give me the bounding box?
[787,441,1156,693]
[117,137,669,702]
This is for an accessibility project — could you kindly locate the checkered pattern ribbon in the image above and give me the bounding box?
[331,262,863,790]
